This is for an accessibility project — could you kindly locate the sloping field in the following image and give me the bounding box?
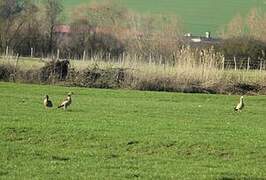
[1,82,266,179]
[63,0,266,35]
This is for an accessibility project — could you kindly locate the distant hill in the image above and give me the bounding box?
[62,0,266,36]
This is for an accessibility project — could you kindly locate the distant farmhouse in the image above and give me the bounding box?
[54,25,221,48]
[183,32,221,47]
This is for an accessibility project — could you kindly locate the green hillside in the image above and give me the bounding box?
[62,0,266,35]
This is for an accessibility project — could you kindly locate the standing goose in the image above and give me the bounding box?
[234,96,244,112]
[43,95,53,108]
[58,92,73,110]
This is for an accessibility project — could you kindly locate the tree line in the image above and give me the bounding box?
[1,0,266,65]
[0,0,183,60]
[0,0,63,56]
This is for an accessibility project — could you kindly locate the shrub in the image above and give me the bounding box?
[39,59,69,82]
[76,65,127,88]
[17,69,41,84]
[216,37,266,60]
[0,64,15,81]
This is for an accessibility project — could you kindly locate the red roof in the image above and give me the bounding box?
[54,25,71,33]
[53,24,144,39]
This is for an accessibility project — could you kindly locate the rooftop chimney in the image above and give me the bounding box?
[185,33,192,37]
[206,32,210,39]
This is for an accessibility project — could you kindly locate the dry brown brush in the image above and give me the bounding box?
[2,46,266,95]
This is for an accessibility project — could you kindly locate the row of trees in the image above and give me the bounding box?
[1,0,266,64]
[0,0,62,56]
[219,8,266,41]
[0,0,183,59]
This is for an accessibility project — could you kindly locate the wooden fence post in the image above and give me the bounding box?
[5,46,9,58]
[83,50,86,61]
[31,48,34,58]
[234,56,237,71]
[56,49,60,60]
[108,53,111,61]
[15,53,19,69]
[260,59,263,71]
[160,55,162,65]
[247,57,250,70]
[122,52,125,63]
[222,56,225,70]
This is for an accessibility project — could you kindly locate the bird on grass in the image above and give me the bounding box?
[43,95,53,108]
[234,96,244,112]
[58,92,73,110]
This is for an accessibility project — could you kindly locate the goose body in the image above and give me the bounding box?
[58,92,72,110]
[44,95,53,108]
[234,96,244,112]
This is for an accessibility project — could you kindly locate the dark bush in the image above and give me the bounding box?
[76,65,126,88]
[132,77,217,93]
[133,77,177,92]
[224,83,261,95]
[216,37,266,60]
[0,64,14,81]
[18,69,41,83]
[39,59,69,82]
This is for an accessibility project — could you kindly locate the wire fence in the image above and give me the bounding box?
[2,46,266,71]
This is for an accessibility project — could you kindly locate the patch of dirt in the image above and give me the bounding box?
[51,155,70,161]
[127,141,139,145]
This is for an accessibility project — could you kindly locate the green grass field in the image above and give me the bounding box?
[62,0,266,35]
[1,82,266,179]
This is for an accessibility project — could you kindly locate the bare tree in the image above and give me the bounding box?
[218,14,245,38]
[0,0,33,51]
[247,8,266,42]
[43,0,63,54]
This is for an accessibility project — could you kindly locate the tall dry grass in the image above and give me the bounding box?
[1,47,266,94]
[69,47,266,94]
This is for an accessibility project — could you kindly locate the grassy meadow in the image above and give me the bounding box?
[62,0,266,34]
[1,82,266,179]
